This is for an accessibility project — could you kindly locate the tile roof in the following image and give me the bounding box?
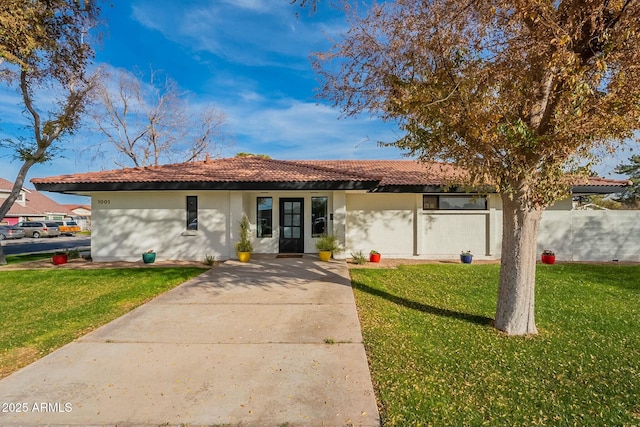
[0,178,15,192]
[29,157,629,192]
[296,160,463,186]
[31,158,375,184]
[0,178,71,217]
[62,204,91,211]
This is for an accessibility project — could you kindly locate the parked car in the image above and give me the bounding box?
[55,220,81,236]
[15,221,61,238]
[0,225,25,240]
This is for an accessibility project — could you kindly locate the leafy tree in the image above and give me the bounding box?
[0,0,100,265]
[297,0,640,334]
[89,68,231,167]
[615,155,640,207]
[234,152,271,159]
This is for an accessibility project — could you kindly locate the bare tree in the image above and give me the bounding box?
[0,0,99,265]
[296,0,640,334]
[90,68,231,167]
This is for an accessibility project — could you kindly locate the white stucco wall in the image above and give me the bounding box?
[89,190,639,263]
[420,212,490,257]
[243,191,336,254]
[538,210,640,261]
[91,191,231,262]
[345,193,415,256]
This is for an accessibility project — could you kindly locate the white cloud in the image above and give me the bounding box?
[130,0,340,68]
[220,0,272,13]
[222,98,405,160]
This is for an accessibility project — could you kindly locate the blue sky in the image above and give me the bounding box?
[0,0,403,203]
[0,0,634,204]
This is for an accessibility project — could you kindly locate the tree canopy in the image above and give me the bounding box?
[315,0,639,202]
[0,0,100,264]
[299,0,640,334]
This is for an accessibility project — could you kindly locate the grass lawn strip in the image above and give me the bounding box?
[0,267,206,379]
[4,253,55,265]
[350,263,640,427]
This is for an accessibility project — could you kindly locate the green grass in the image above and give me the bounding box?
[4,253,55,265]
[0,267,206,378]
[350,264,640,427]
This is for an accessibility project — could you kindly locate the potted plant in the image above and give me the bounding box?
[142,249,156,264]
[235,214,253,262]
[369,250,381,263]
[52,251,68,265]
[460,250,473,264]
[541,249,556,264]
[315,234,342,262]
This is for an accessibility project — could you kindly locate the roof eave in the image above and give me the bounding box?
[571,185,627,195]
[32,180,380,193]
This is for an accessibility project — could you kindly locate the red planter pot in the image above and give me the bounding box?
[52,254,68,265]
[541,254,556,264]
[369,253,381,263]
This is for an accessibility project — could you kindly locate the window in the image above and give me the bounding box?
[311,196,328,237]
[257,197,273,237]
[423,195,487,210]
[186,196,198,230]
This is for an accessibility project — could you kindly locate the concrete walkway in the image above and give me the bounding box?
[0,255,380,427]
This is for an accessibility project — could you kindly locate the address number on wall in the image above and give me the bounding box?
[96,199,111,205]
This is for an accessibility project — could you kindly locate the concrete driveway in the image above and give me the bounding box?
[0,255,380,426]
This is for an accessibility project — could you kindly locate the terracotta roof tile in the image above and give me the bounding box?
[575,176,631,187]
[32,157,375,185]
[0,178,71,217]
[0,177,15,192]
[295,160,464,186]
[29,157,629,191]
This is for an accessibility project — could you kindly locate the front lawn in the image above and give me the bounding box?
[0,268,206,379]
[350,264,640,427]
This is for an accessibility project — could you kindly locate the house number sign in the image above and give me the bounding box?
[96,199,111,205]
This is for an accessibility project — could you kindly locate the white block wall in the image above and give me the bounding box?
[538,210,640,262]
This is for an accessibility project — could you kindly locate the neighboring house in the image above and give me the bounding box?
[62,204,92,231]
[0,178,72,225]
[31,157,633,262]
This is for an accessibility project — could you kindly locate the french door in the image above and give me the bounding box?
[279,198,304,253]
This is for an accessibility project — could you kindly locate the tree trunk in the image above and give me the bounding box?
[495,194,543,335]
[0,159,37,265]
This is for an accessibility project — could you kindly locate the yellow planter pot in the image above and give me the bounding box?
[318,251,331,262]
[237,251,251,263]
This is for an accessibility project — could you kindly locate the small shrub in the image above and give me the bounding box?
[66,249,80,260]
[315,234,343,253]
[351,251,367,264]
[234,215,253,253]
[203,253,216,266]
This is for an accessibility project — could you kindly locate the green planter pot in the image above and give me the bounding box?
[142,252,156,264]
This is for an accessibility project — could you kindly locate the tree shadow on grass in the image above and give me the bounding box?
[352,280,494,327]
